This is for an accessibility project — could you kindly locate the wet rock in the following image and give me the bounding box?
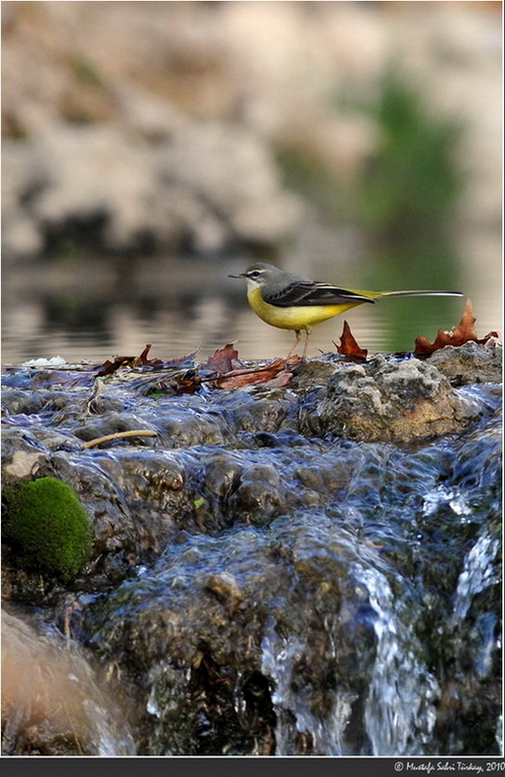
[300,355,484,443]
[86,448,193,554]
[288,358,340,392]
[85,511,455,755]
[205,571,244,607]
[151,402,231,448]
[2,449,46,481]
[2,389,48,416]
[218,389,298,436]
[227,462,287,525]
[428,340,502,386]
[1,431,50,489]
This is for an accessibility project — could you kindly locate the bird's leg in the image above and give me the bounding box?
[301,328,311,361]
[287,330,302,360]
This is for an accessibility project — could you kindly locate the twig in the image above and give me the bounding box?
[83,429,158,449]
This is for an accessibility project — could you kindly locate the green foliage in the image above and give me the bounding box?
[357,73,463,242]
[2,477,93,580]
[276,73,463,248]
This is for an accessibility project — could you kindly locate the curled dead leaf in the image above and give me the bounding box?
[96,345,200,377]
[201,343,240,373]
[414,299,499,356]
[212,358,293,389]
[136,344,164,368]
[335,321,368,360]
[96,355,137,377]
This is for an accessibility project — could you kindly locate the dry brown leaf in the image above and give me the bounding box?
[335,320,368,360]
[261,371,294,389]
[96,345,200,377]
[212,358,292,389]
[96,355,137,377]
[136,344,164,368]
[414,299,499,355]
[163,347,201,368]
[202,343,241,373]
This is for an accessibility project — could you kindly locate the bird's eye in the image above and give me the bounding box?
[250,270,261,279]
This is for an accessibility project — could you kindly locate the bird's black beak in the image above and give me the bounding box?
[228,272,245,278]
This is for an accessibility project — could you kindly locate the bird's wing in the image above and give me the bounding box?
[264,279,375,308]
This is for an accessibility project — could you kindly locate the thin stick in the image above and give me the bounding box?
[83,429,158,449]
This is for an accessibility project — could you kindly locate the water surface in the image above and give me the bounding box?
[2,252,499,367]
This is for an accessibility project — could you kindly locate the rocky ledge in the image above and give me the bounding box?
[1,340,502,755]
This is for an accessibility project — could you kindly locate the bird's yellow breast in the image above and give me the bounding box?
[247,287,365,332]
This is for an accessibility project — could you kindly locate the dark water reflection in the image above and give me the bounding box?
[1,251,500,367]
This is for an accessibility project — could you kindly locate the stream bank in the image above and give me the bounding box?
[1,341,502,755]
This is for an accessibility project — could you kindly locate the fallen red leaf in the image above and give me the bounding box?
[177,370,202,394]
[96,345,200,377]
[212,358,293,389]
[136,344,164,368]
[202,343,241,373]
[414,299,499,355]
[96,355,137,376]
[163,347,201,368]
[335,321,368,360]
[261,370,294,388]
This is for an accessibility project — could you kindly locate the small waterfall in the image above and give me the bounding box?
[261,561,439,756]
[452,535,500,622]
[360,567,439,755]
[261,619,357,755]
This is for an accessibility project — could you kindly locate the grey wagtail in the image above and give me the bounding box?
[229,262,463,358]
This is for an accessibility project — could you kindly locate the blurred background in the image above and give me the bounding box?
[2,0,502,364]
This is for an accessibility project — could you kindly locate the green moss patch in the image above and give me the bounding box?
[2,477,93,580]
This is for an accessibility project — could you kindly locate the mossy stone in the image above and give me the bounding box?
[2,477,93,580]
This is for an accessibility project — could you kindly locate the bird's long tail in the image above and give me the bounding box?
[368,289,463,299]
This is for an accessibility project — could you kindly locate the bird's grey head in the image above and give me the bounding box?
[228,263,278,289]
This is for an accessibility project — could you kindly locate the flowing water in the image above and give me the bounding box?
[1,319,501,756]
[82,413,500,755]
